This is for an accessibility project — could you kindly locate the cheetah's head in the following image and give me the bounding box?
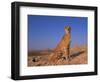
[64,26,71,34]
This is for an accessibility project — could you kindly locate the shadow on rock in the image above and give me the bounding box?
[70,51,85,59]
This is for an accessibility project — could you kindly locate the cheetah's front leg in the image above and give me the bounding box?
[63,47,70,61]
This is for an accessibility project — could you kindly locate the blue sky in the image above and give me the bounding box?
[28,15,87,50]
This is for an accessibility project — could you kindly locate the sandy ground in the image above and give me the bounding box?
[28,45,87,66]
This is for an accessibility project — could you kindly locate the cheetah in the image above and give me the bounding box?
[49,26,71,64]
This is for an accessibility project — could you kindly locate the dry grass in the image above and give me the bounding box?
[28,45,88,66]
